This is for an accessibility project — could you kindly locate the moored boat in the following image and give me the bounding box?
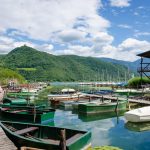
[0,121,91,150]
[124,106,150,123]
[48,88,86,106]
[78,100,127,114]
[0,107,55,124]
[7,92,37,99]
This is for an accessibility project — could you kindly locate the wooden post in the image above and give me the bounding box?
[115,97,119,112]
[101,96,104,103]
[89,96,91,102]
[127,94,131,110]
[60,129,66,150]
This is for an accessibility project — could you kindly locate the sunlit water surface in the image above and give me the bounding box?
[54,109,150,150]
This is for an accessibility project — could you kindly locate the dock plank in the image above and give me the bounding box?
[0,127,17,150]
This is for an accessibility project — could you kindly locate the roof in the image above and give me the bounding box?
[137,50,150,58]
[61,88,75,92]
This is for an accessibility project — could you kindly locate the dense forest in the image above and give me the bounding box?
[0,67,25,84]
[1,45,133,82]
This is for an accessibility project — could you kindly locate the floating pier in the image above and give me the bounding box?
[0,127,17,150]
[84,94,150,105]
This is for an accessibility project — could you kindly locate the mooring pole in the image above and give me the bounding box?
[115,97,119,112]
[102,96,104,103]
[60,129,66,150]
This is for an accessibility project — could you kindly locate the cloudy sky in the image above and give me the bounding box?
[0,0,150,61]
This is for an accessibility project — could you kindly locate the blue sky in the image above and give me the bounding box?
[0,0,150,61]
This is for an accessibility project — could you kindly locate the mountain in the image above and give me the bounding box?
[2,45,133,81]
[100,58,140,72]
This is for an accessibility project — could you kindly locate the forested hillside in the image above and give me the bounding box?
[1,45,132,81]
[0,67,25,84]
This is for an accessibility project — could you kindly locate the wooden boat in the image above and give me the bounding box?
[3,97,31,105]
[48,91,86,106]
[78,100,127,114]
[7,92,37,99]
[72,99,104,110]
[0,121,91,150]
[0,107,55,124]
[124,106,150,122]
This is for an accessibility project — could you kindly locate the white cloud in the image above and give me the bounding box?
[134,32,150,37]
[0,0,110,40]
[134,12,139,16]
[118,24,132,29]
[118,38,150,52]
[55,29,87,43]
[53,45,93,56]
[0,36,35,54]
[109,0,131,7]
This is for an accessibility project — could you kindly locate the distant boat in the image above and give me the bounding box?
[6,92,37,99]
[48,88,85,105]
[0,121,91,150]
[78,100,127,114]
[114,89,144,96]
[124,106,150,122]
[0,107,55,124]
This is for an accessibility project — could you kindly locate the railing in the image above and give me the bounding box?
[137,67,150,72]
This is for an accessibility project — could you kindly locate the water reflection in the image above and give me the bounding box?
[54,109,150,150]
[125,122,150,132]
[78,111,125,122]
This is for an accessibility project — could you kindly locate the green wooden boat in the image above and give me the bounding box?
[78,100,127,114]
[3,97,30,105]
[0,107,55,124]
[0,121,91,150]
[6,92,37,99]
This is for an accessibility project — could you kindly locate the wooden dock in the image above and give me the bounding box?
[84,94,150,105]
[0,127,17,150]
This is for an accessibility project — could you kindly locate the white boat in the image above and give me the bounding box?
[124,106,150,122]
[48,88,85,100]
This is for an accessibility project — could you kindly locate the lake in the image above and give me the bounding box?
[54,109,150,150]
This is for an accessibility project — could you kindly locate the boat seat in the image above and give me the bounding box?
[14,127,39,135]
[66,133,82,145]
[42,139,60,145]
[11,109,27,113]
[1,108,10,111]
[41,133,83,145]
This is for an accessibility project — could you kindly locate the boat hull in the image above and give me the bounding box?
[0,108,55,124]
[78,100,127,114]
[0,121,91,150]
[125,106,150,123]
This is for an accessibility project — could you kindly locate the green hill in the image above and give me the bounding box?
[0,67,25,84]
[2,45,132,82]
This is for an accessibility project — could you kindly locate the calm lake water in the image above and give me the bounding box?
[53,109,150,150]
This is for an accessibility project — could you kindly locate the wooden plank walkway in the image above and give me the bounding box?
[84,93,150,105]
[0,127,17,150]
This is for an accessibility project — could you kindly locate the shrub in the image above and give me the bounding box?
[128,77,150,88]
